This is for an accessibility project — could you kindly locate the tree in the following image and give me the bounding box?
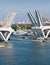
[11,24,17,31]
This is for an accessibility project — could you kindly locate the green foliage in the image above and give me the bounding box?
[11,24,32,31]
[11,24,17,31]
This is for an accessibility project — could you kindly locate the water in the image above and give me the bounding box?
[0,35,50,65]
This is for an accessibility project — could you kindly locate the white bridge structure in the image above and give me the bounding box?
[0,12,16,41]
[27,10,50,39]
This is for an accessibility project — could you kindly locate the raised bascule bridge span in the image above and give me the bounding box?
[27,10,50,40]
[0,12,16,41]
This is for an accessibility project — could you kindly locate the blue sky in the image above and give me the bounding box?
[0,0,50,22]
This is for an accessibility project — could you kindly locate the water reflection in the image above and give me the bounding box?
[0,39,50,65]
[0,41,15,65]
[32,39,46,46]
[0,41,13,48]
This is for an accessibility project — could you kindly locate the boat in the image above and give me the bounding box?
[0,45,4,48]
[13,29,27,36]
[27,29,34,36]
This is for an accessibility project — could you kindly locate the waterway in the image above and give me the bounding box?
[0,35,50,65]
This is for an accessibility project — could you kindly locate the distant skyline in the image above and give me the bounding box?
[0,0,50,22]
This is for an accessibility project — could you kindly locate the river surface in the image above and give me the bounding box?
[0,35,50,65]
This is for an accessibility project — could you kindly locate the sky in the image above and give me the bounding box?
[0,0,50,22]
